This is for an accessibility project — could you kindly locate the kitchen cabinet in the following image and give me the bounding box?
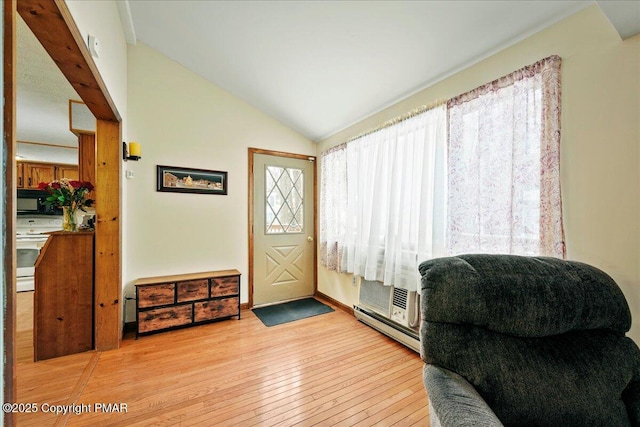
[24,163,55,188]
[17,161,79,189]
[56,165,79,180]
[134,270,241,337]
[16,162,24,188]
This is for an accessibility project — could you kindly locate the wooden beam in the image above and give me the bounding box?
[78,133,97,201]
[17,0,119,122]
[94,119,121,351]
[3,1,17,425]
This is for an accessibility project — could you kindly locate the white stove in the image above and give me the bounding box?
[16,215,63,292]
[17,215,64,235]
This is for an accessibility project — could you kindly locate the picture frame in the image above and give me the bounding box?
[156,165,228,195]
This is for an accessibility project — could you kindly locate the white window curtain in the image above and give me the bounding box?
[447,55,565,258]
[319,144,348,272]
[320,105,447,291]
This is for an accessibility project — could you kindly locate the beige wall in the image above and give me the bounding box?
[316,5,640,343]
[124,42,315,321]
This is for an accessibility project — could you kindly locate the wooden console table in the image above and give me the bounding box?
[134,269,241,337]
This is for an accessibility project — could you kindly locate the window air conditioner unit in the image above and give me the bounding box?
[355,278,420,352]
[390,286,418,328]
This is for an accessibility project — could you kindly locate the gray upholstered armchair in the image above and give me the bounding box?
[418,254,640,427]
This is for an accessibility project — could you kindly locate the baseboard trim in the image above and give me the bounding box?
[315,292,354,316]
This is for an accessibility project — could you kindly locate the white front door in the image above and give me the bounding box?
[252,152,315,306]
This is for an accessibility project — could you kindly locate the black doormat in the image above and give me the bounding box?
[252,298,334,327]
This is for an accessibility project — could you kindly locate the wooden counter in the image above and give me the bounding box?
[34,231,94,361]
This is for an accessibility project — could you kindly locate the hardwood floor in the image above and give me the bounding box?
[16,291,34,363]
[15,298,429,426]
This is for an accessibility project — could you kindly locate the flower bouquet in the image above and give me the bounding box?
[38,179,94,231]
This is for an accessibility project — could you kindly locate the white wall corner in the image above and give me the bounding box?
[596,0,640,40]
[116,0,137,45]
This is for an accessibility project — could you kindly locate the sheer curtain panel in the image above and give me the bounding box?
[319,144,347,272]
[446,55,565,258]
[320,105,447,292]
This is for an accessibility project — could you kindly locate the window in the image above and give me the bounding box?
[320,55,565,292]
[320,105,447,291]
[447,55,564,257]
[265,166,304,234]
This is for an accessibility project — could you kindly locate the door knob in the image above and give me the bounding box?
[307,236,314,242]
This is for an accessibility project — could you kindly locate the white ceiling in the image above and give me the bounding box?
[16,1,640,154]
[16,18,79,147]
[16,17,81,163]
[127,0,617,142]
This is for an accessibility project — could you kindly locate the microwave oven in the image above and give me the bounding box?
[17,190,59,215]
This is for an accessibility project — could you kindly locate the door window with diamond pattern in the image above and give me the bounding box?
[265,166,304,234]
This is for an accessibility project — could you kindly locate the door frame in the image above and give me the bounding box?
[3,1,122,422]
[248,147,317,308]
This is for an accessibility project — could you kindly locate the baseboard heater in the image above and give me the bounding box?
[354,305,420,353]
[354,278,420,353]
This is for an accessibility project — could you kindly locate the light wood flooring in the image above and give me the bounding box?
[16,291,35,363]
[15,296,429,426]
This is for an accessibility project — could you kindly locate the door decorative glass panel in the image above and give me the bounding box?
[265,166,304,234]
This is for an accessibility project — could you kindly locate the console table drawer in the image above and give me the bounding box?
[137,305,192,333]
[194,297,239,322]
[177,279,209,302]
[211,276,239,297]
[137,283,175,308]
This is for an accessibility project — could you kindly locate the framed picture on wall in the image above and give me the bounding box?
[156,165,228,195]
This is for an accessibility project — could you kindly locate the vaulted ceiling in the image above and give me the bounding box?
[124,0,639,142]
[17,1,640,153]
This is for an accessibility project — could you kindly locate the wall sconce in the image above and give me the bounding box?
[123,141,142,161]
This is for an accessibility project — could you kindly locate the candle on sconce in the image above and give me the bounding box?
[129,142,141,157]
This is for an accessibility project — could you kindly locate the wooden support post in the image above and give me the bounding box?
[94,119,121,351]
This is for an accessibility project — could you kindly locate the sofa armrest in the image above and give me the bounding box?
[423,364,504,427]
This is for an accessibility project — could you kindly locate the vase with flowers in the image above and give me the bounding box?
[38,179,94,232]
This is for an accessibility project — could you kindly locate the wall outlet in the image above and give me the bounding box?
[125,170,134,179]
[352,275,357,287]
